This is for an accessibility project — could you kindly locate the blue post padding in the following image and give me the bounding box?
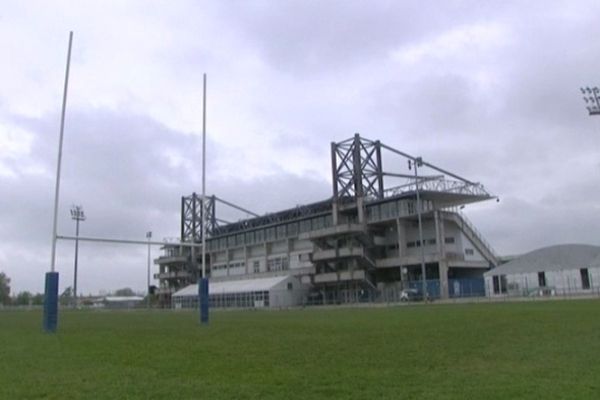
[199,278,209,324]
[43,272,59,333]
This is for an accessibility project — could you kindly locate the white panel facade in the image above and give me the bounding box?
[486,266,600,297]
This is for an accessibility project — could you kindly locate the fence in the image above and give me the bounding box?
[169,278,487,309]
[8,277,596,312]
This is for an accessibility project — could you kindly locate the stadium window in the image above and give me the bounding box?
[407,241,415,248]
[538,271,546,287]
[277,225,286,239]
[580,268,591,290]
[288,222,298,236]
[445,237,455,244]
[493,276,500,294]
[427,239,436,245]
[253,261,260,274]
[313,217,324,229]
[266,256,289,272]
[465,248,474,255]
[255,229,264,243]
[287,282,293,291]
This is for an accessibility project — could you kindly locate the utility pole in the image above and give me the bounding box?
[146,231,152,309]
[409,157,428,301]
[70,205,85,307]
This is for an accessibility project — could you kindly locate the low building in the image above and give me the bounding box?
[484,244,600,297]
[172,275,307,309]
[103,296,145,309]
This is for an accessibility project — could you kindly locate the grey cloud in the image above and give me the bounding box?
[1,107,333,293]
[218,0,517,75]
[2,0,600,294]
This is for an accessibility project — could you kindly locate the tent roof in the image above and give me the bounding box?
[485,244,600,276]
[104,296,144,302]
[173,275,290,297]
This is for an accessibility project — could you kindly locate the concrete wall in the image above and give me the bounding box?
[458,232,486,262]
[269,276,309,308]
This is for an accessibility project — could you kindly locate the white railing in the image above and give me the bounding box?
[384,178,491,198]
[444,208,499,262]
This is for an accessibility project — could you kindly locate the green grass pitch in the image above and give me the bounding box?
[1,300,599,399]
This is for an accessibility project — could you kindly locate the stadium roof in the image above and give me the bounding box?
[484,244,600,276]
[172,275,290,297]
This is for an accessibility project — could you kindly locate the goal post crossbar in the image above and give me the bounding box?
[56,234,205,248]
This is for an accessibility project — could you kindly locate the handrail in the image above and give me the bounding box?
[442,209,499,262]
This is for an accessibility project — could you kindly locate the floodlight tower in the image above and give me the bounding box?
[146,231,152,308]
[580,87,600,116]
[70,205,85,306]
[408,157,428,301]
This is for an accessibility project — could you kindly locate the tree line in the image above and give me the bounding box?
[0,271,143,306]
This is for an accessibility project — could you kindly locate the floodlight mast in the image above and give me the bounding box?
[409,158,428,301]
[70,205,85,307]
[146,231,152,309]
[580,87,600,116]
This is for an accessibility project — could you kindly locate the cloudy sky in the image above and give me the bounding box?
[1,0,599,294]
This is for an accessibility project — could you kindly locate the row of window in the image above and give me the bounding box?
[212,261,246,272]
[207,215,333,251]
[210,291,270,308]
[366,199,434,222]
[406,237,455,248]
[267,256,289,272]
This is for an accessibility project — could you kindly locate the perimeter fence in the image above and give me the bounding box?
[5,277,599,312]
[171,276,600,310]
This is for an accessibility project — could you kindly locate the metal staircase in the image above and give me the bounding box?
[441,210,499,267]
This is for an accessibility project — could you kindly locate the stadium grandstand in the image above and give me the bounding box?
[156,134,499,308]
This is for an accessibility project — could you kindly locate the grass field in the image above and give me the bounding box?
[1,300,599,399]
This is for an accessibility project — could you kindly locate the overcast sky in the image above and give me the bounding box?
[1,0,599,294]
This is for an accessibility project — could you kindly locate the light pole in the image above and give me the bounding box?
[409,157,428,301]
[70,205,85,307]
[146,231,152,309]
[580,87,600,116]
